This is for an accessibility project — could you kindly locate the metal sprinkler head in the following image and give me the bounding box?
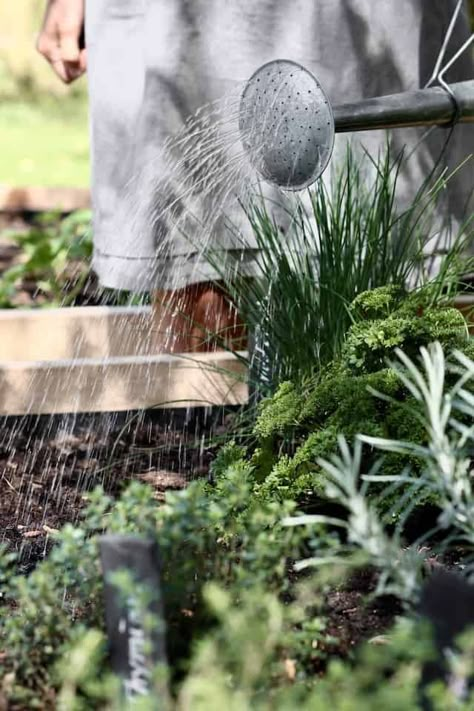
[239,59,335,191]
[240,57,474,191]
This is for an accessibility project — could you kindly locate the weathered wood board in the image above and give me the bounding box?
[0,306,247,415]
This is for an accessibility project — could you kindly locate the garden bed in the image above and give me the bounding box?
[1,157,474,707]
[0,407,399,693]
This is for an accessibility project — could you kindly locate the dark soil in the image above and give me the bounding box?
[0,404,400,662]
[323,570,400,658]
[0,407,232,572]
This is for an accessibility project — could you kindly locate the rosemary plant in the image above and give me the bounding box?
[284,342,474,601]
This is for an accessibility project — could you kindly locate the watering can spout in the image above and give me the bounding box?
[239,59,474,190]
[333,80,474,133]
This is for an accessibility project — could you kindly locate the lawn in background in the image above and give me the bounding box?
[0,96,89,188]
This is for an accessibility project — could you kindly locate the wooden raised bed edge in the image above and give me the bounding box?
[0,306,247,416]
[0,296,471,417]
[0,185,90,213]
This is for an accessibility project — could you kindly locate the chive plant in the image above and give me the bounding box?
[206,147,472,394]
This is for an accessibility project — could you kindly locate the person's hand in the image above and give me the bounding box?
[37,0,86,84]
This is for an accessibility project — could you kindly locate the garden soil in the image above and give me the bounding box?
[0,409,226,571]
[0,408,397,660]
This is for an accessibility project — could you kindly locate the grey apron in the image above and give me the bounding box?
[85,0,473,291]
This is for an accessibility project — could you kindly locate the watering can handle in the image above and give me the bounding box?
[333,80,474,133]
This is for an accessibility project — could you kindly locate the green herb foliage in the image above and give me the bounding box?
[2,333,474,707]
[247,286,472,506]
[0,210,92,308]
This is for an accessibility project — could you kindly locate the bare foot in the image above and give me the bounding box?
[152,282,246,353]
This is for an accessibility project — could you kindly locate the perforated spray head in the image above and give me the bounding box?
[239,59,334,191]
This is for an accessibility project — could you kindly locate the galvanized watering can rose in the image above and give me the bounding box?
[239,58,474,190]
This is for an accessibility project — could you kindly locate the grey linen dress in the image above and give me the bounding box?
[85,0,473,292]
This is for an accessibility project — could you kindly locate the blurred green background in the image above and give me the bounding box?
[0,0,89,187]
[1,1,473,189]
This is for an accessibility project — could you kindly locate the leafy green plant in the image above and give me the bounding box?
[0,210,92,307]
[240,286,472,505]
[0,211,151,308]
[179,607,474,711]
[360,342,474,566]
[0,467,312,706]
[3,471,471,710]
[284,342,474,601]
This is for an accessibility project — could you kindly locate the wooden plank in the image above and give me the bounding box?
[0,352,248,416]
[0,306,248,415]
[0,185,90,212]
[0,293,469,416]
[455,295,474,334]
[0,306,155,361]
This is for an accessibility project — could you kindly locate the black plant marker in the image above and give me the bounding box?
[100,535,167,703]
[418,571,474,709]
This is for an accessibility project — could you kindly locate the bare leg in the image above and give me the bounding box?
[152,281,246,353]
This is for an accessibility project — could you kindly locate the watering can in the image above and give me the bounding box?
[239,59,474,191]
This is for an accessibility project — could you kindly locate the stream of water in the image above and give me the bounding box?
[1,77,296,553]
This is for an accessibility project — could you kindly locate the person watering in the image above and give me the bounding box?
[38,0,473,351]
